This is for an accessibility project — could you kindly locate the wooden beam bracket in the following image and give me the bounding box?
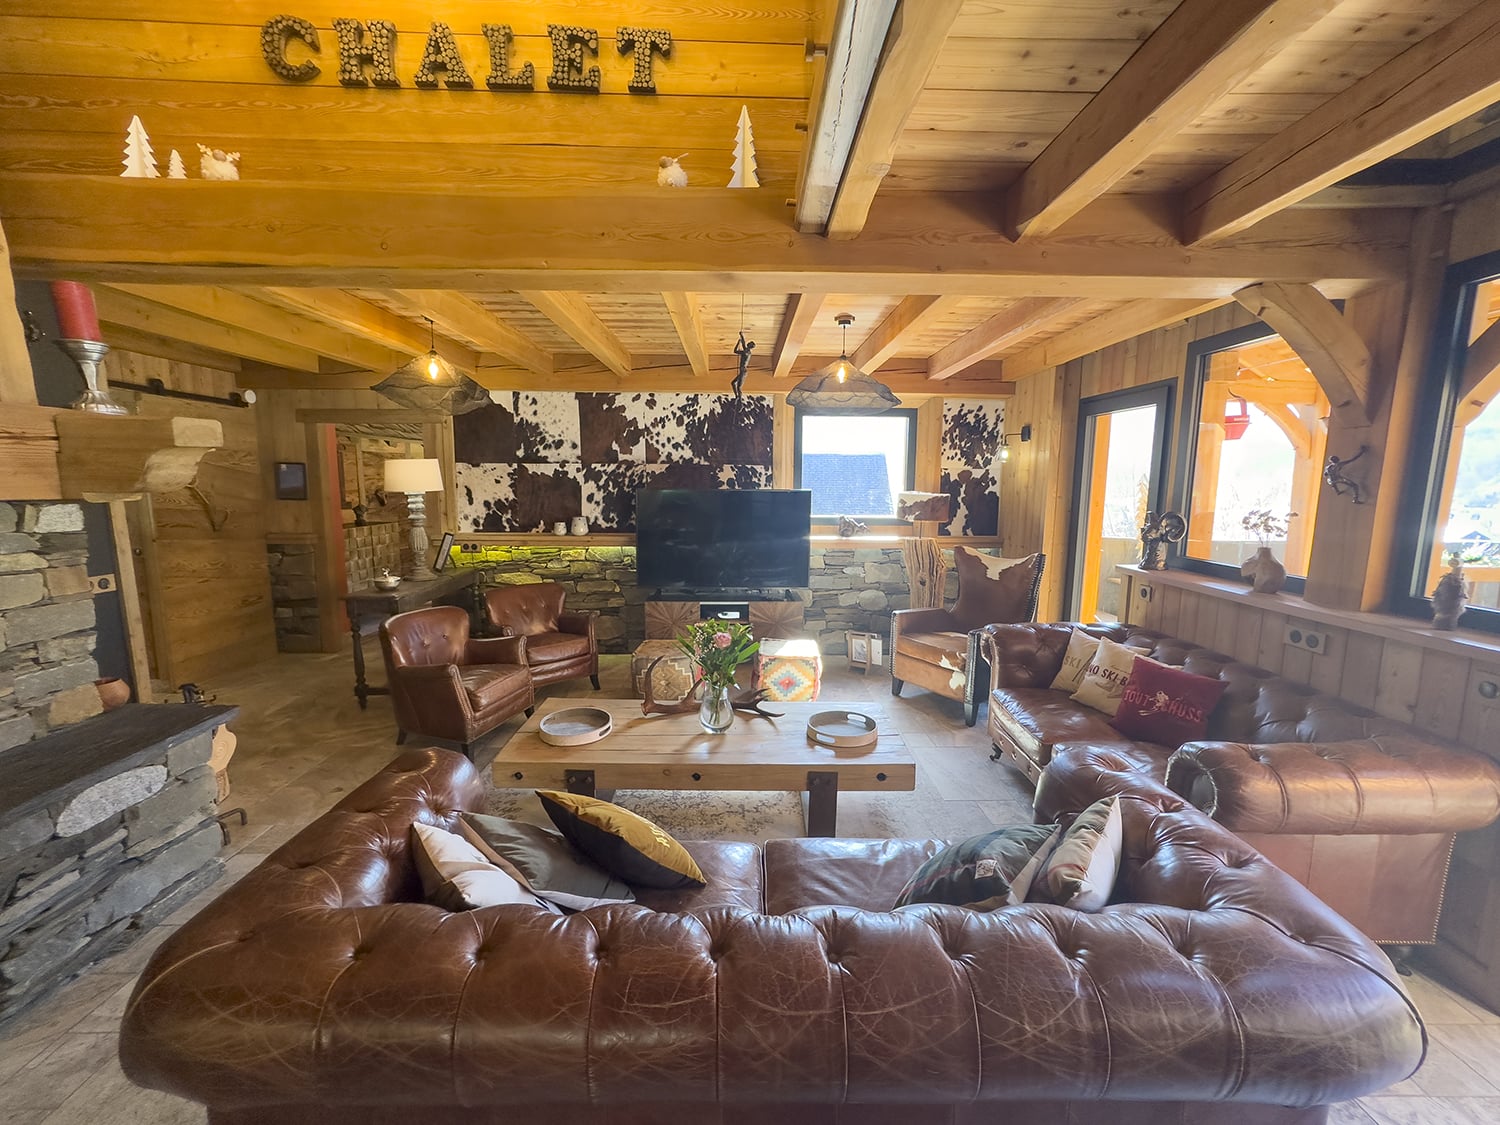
[1233,282,1372,424]
[54,413,223,501]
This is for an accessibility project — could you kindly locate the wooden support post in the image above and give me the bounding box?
[0,216,38,404]
[108,499,154,704]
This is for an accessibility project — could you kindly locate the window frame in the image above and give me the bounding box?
[1167,321,1310,595]
[1393,247,1500,635]
[792,407,919,526]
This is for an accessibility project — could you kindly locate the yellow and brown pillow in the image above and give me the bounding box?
[536,790,705,890]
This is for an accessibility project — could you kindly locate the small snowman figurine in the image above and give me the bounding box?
[197,144,241,181]
[657,153,689,188]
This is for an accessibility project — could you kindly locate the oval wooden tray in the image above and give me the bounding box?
[806,710,879,749]
[538,707,613,747]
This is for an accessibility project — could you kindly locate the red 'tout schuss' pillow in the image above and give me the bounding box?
[1109,658,1228,745]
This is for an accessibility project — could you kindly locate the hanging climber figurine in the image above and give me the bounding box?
[732,331,755,398]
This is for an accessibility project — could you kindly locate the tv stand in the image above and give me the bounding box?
[644,592,806,640]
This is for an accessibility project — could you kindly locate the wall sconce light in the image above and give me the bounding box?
[997,424,1032,463]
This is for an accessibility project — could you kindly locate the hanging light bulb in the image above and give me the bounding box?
[424,316,441,380]
[998,437,1011,463]
[835,314,852,382]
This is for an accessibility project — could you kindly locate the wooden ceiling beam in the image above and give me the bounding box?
[93,324,242,374]
[94,287,323,372]
[1005,0,1335,240]
[661,293,711,379]
[1233,282,1371,424]
[852,295,962,374]
[254,287,479,372]
[826,0,967,240]
[928,298,1083,381]
[385,289,552,377]
[107,283,400,372]
[1001,298,1230,380]
[0,178,1408,296]
[772,293,827,379]
[1185,2,1500,243]
[518,292,632,379]
[1460,317,1500,406]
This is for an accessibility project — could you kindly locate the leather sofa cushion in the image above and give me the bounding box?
[896,630,969,669]
[763,838,942,914]
[991,687,1157,767]
[632,841,765,912]
[461,666,530,712]
[526,631,593,665]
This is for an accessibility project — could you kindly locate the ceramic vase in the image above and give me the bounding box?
[94,677,131,710]
[570,517,588,536]
[1241,546,1286,595]
[699,681,734,733]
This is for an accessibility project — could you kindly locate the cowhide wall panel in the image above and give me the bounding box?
[454,392,774,532]
[941,400,1004,537]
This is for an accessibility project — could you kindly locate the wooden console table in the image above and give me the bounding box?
[342,570,480,709]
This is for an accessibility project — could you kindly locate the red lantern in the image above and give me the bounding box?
[1223,395,1251,440]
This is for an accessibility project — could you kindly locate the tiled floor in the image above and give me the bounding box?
[1,649,1496,1123]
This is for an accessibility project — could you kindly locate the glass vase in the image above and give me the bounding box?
[699,681,734,733]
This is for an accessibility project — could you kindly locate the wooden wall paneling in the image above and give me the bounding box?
[1194,597,1220,653]
[1306,623,1346,697]
[1176,587,1202,648]
[1155,582,1182,636]
[1375,640,1424,724]
[0,215,37,403]
[1211,599,1239,657]
[772,396,794,488]
[1337,630,1383,710]
[107,499,153,703]
[1232,603,1263,667]
[1254,607,1286,675]
[1459,663,1500,757]
[1279,638,1313,685]
[306,422,348,654]
[914,398,943,494]
[1414,651,1470,743]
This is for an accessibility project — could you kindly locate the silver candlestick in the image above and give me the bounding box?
[56,338,128,415]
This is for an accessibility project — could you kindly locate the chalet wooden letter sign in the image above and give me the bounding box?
[261,15,673,93]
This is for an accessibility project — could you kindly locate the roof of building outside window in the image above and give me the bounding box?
[801,453,892,516]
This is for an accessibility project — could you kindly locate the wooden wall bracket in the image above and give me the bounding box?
[54,413,223,501]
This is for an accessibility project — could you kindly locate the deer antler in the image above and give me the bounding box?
[639,657,784,720]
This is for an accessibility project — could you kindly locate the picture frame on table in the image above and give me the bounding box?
[432,531,457,572]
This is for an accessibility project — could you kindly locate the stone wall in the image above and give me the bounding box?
[0,502,102,753]
[450,541,972,656]
[0,726,222,1022]
[266,539,320,652]
[345,522,404,592]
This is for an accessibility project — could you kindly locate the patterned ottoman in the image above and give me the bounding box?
[755,638,823,702]
[631,640,697,702]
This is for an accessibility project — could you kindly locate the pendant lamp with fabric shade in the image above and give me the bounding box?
[786,314,902,416]
[372,316,491,415]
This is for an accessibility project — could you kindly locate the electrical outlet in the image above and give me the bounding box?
[1283,624,1328,655]
[1136,584,1154,603]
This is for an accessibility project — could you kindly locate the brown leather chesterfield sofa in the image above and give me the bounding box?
[121,748,1424,1125]
[981,621,1500,945]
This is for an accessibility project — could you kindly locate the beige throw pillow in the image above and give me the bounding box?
[411,822,562,914]
[1049,629,1101,693]
[1071,638,1157,717]
[1030,796,1124,912]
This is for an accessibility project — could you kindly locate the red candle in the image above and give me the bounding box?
[50,281,102,341]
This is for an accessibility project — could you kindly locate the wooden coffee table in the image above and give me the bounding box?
[491,698,915,837]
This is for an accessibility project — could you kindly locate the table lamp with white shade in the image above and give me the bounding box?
[383,457,444,580]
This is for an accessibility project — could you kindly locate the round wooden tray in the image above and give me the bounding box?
[538,707,613,747]
[806,710,879,749]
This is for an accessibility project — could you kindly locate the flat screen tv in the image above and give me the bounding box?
[636,489,811,592]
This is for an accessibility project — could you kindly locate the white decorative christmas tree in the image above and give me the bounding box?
[167,148,187,179]
[728,105,759,188]
[121,115,159,178]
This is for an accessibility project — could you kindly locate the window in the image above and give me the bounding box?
[794,410,917,520]
[1173,328,1328,586]
[1400,256,1500,631]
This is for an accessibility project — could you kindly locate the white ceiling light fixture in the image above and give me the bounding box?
[372,316,490,415]
[785,313,902,416]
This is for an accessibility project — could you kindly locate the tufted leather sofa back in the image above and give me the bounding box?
[121,749,1424,1115]
[484,582,567,637]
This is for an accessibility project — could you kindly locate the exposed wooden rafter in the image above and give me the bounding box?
[826,0,967,240]
[1185,2,1500,243]
[795,0,900,233]
[853,295,962,373]
[108,284,401,372]
[95,287,322,372]
[1001,298,1229,380]
[255,287,480,372]
[386,290,552,377]
[773,293,827,379]
[927,298,1082,381]
[661,293,711,379]
[0,180,1410,297]
[1005,0,1335,240]
[1458,317,1500,426]
[1233,282,1372,424]
[519,291,632,379]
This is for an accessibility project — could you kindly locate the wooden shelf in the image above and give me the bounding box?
[457,533,635,548]
[1117,564,1500,662]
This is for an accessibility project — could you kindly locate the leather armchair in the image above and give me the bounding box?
[890,549,1044,726]
[378,605,534,759]
[483,582,600,690]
